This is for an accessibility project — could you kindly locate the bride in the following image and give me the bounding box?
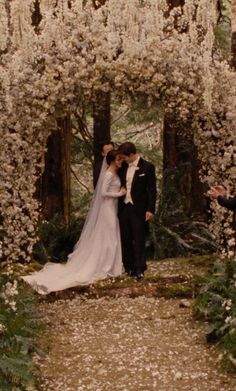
[22,150,126,294]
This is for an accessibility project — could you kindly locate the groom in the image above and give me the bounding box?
[118,142,157,279]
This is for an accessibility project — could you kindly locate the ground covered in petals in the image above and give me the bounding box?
[38,258,236,391]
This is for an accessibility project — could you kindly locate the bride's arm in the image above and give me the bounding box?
[101,172,125,198]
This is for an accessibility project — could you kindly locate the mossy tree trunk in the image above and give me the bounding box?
[37,115,72,225]
[92,91,111,187]
[154,0,216,258]
[232,0,236,68]
[32,1,72,225]
[163,117,206,218]
[155,117,215,259]
[91,0,111,187]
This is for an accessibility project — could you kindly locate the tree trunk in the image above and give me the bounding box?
[231,0,236,68]
[153,0,216,259]
[154,116,215,259]
[32,1,71,225]
[93,91,111,187]
[162,116,206,219]
[39,115,71,225]
[32,0,42,32]
[90,0,111,185]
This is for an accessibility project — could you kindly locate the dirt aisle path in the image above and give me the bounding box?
[38,259,236,391]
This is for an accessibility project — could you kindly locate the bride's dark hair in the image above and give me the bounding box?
[106,150,119,166]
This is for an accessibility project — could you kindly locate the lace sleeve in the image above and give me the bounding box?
[101,172,122,198]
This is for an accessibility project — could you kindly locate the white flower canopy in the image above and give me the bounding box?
[0,0,235,264]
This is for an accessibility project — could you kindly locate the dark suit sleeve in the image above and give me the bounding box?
[217,196,236,211]
[146,163,157,214]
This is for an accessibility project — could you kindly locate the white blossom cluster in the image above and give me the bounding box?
[0,279,18,311]
[0,322,6,334]
[0,0,235,266]
[222,298,232,312]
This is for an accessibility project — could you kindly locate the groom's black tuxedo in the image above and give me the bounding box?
[118,158,156,217]
[118,157,157,275]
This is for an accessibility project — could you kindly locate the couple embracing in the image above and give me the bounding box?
[23,142,157,294]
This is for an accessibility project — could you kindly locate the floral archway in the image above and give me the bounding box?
[0,0,235,267]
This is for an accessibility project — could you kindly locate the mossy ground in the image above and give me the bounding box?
[36,254,216,302]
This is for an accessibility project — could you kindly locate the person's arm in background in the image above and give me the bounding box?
[217,195,236,211]
[208,185,236,211]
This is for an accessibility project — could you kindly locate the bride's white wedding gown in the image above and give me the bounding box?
[22,168,123,294]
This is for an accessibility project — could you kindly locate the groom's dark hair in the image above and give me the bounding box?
[118,142,136,156]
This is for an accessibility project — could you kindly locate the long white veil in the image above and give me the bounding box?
[69,157,107,255]
[22,156,123,293]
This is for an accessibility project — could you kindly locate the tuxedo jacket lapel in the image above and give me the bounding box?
[120,158,145,188]
[131,157,144,189]
[118,156,156,217]
[119,162,128,187]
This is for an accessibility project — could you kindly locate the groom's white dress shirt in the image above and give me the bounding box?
[124,156,140,205]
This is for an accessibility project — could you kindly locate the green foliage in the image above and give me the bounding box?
[194,258,236,370]
[214,0,231,58]
[0,274,44,390]
[71,184,92,217]
[33,214,85,263]
[71,109,93,165]
[214,24,231,57]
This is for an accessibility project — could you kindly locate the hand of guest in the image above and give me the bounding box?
[212,185,227,197]
[145,212,154,221]
[207,188,219,199]
[207,185,227,200]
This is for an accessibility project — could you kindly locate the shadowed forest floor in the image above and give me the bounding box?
[37,257,236,391]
